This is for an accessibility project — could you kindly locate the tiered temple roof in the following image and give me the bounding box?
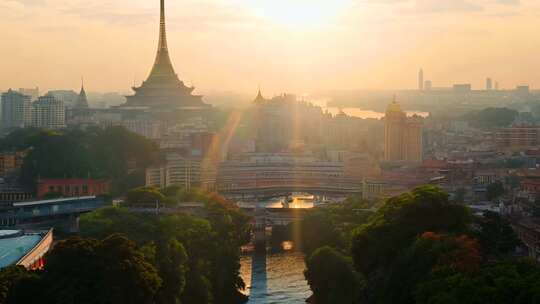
[124,0,209,109]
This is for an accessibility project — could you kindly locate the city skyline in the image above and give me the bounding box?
[2,0,540,94]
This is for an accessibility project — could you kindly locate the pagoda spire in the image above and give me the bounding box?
[77,76,89,109]
[147,0,177,80]
[254,86,266,103]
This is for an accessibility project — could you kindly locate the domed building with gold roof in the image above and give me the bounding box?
[384,96,423,163]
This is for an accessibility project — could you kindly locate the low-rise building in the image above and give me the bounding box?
[495,125,540,150]
[0,151,26,177]
[362,171,438,199]
[36,178,111,199]
[146,154,204,190]
[0,229,53,270]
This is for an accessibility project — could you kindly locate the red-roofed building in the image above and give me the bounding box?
[37,179,111,199]
[521,179,540,193]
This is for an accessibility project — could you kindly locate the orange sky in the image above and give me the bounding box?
[1,0,539,95]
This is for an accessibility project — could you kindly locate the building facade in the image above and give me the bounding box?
[495,125,540,149]
[145,154,203,190]
[32,95,66,129]
[384,98,423,163]
[0,151,26,177]
[36,178,111,199]
[1,90,32,129]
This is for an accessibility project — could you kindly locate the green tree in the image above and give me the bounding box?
[41,234,162,304]
[382,232,482,304]
[2,127,158,194]
[80,188,252,304]
[154,239,189,304]
[351,186,471,275]
[298,199,373,256]
[486,181,505,201]
[125,187,166,207]
[304,246,362,304]
[0,266,42,304]
[475,211,520,257]
[415,259,540,304]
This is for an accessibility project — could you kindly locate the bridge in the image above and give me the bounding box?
[219,183,361,198]
[217,157,363,198]
[0,196,106,231]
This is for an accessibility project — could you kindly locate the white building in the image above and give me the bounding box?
[32,96,66,130]
[46,90,78,109]
[145,154,201,190]
[122,120,162,139]
[1,90,32,129]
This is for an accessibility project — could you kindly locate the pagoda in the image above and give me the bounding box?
[123,0,209,109]
[75,79,89,109]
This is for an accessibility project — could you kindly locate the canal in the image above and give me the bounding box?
[240,251,310,304]
[237,193,323,303]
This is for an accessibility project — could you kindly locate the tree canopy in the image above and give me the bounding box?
[351,186,471,275]
[301,185,525,304]
[304,246,362,304]
[80,188,251,304]
[0,127,157,194]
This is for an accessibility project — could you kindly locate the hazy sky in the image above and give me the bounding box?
[1,0,540,95]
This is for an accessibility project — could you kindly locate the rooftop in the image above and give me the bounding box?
[0,231,43,268]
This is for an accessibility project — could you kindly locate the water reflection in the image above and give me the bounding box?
[249,252,268,300]
[324,107,429,119]
[265,194,315,209]
[240,251,310,304]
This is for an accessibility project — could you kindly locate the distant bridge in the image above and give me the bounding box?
[0,196,106,230]
[218,183,362,198]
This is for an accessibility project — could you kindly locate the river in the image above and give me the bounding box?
[240,251,310,304]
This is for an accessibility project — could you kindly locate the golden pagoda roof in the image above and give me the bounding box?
[386,95,403,113]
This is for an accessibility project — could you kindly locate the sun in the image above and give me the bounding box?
[246,0,351,29]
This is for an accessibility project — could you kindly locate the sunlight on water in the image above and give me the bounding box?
[240,252,311,304]
[264,194,315,209]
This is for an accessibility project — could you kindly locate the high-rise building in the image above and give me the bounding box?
[453,84,472,93]
[18,87,39,101]
[32,95,66,130]
[46,90,78,108]
[424,80,432,91]
[486,78,493,91]
[495,82,499,90]
[123,0,209,109]
[384,97,423,163]
[418,68,424,91]
[1,89,32,129]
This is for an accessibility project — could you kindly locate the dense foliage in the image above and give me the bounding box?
[0,127,157,194]
[298,198,375,256]
[0,188,251,304]
[0,234,162,304]
[304,246,362,304]
[81,187,251,304]
[486,181,505,201]
[301,185,532,304]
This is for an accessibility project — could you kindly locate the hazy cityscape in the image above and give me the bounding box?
[2,0,540,303]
